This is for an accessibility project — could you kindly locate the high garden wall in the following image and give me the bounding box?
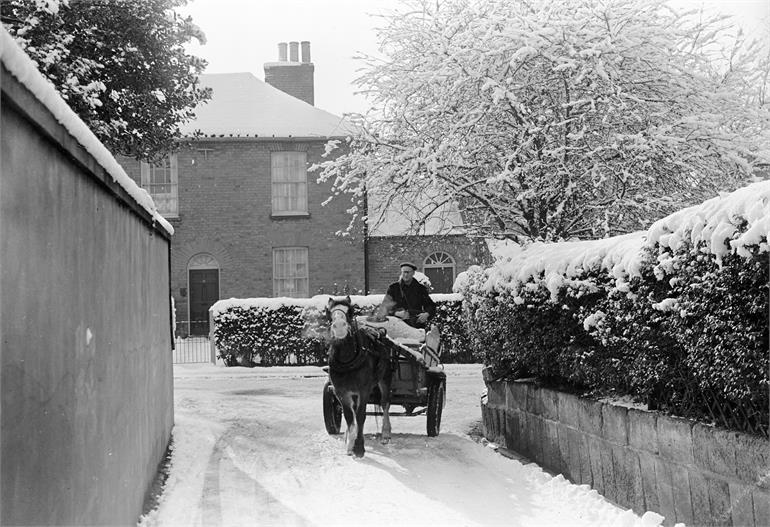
[1,31,174,525]
[461,180,770,526]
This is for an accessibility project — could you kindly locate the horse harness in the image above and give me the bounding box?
[328,304,383,374]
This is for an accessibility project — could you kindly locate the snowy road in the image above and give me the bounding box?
[140,364,664,527]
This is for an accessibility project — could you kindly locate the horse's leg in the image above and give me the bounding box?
[378,375,392,444]
[353,395,367,458]
[341,393,358,456]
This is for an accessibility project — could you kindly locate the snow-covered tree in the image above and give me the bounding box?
[315,0,770,242]
[1,0,211,162]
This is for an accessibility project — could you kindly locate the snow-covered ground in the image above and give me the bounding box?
[140,363,669,527]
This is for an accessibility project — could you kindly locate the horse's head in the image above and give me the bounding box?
[326,296,354,341]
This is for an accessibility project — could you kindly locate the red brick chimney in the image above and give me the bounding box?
[264,41,315,106]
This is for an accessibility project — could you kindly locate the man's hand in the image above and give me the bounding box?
[395,309,409,320]
[361,326,385,340]
[417,312,429,324]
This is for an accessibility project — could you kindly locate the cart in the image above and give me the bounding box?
[322,317,447,437]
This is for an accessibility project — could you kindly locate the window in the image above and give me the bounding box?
[271,152,308,215]
[423,252,456,293]
[273,247,309,297]
[141,154,178,217]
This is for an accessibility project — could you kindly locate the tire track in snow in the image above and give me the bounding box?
[199,422,310,526]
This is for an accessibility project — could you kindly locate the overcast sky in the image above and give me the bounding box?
[179,0,770,118]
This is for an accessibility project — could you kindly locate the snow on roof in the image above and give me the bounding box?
[182,73,357,139]
[470,180,770,299]
[368,191,465,237]
[0,28,173,235]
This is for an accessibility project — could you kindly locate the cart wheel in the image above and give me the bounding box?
[323,380,343,434]
[426,379,445,437]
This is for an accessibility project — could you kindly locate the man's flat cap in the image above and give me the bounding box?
[399,261,418,270]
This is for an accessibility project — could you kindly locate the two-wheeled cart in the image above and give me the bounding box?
[322,319,447,437]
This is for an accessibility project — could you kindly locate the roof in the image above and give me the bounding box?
[182,73,357,139]
[367,191,466,237]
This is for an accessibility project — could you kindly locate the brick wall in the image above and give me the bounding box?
[264,63,314,105]
[482,379,770,527]
[118,139,364,323]
[366,235,491,294]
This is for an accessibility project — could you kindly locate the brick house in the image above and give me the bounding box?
[365,193,490,294]
[119,41,489,334]
[119,41,364,335]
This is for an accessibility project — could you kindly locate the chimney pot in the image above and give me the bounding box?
[289,41,299,62]
[301,41,311,63]
[278,42,287,61]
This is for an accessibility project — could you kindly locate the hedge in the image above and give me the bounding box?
[211,293,470,366]
[459,181,770,437]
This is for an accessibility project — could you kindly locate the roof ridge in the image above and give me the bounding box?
[182,71,359,138]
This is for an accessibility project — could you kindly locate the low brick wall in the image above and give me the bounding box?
[482,379,770,527]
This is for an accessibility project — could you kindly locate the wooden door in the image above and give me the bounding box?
[189,269,219,335]
[424,267,454,294]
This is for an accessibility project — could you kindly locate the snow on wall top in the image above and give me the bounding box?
[182,73,358,139]
[211,292,462,316]
[470,180,770,297]
[0,27,173,235]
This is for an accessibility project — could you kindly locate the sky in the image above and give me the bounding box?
[179,0,770,118]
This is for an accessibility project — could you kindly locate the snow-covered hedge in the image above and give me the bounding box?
[211,293,469,366]
[459,181,770,436]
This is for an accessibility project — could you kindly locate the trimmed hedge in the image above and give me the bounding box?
[212,294,471,366]
[461,232,769,437]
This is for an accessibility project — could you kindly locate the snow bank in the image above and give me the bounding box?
[211,292,462,317]
[473,180,770,296]
[0,27,173,235]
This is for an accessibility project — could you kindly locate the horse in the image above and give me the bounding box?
[325,296,392,457]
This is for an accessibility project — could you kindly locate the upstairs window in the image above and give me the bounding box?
[273,247,309,298]
[271,151,308,215]
[141,154,178,218]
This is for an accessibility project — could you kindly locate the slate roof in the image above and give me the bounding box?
[367,191,466,237]
[181,72,357,138]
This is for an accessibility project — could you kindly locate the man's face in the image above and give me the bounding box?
[400,266,415,283]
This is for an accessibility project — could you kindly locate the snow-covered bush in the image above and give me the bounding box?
[211,294,469,366]
[461,181,770,436]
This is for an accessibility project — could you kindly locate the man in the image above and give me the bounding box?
[383,262,436,328]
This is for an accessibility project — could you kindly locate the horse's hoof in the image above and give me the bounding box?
[353,445,365,458]
[381,436,390,445]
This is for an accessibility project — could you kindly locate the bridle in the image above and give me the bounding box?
[329,304,352,339]
[327,302,368,373]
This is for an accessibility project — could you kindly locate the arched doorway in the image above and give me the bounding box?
[423,252,456,293]
[187,253,220,336]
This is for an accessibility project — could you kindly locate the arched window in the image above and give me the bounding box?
[423,252,456,293]
[187,253,220,335]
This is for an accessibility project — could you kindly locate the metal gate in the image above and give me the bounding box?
[173,321,215,364]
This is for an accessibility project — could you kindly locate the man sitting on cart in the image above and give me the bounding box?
[383,261,436,329]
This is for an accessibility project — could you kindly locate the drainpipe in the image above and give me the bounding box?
[363,182,370,294]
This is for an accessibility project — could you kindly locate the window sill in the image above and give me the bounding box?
[271,212,311,220]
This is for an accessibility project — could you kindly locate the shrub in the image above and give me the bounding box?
[212,294,472,366]
[460,219,769,437]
